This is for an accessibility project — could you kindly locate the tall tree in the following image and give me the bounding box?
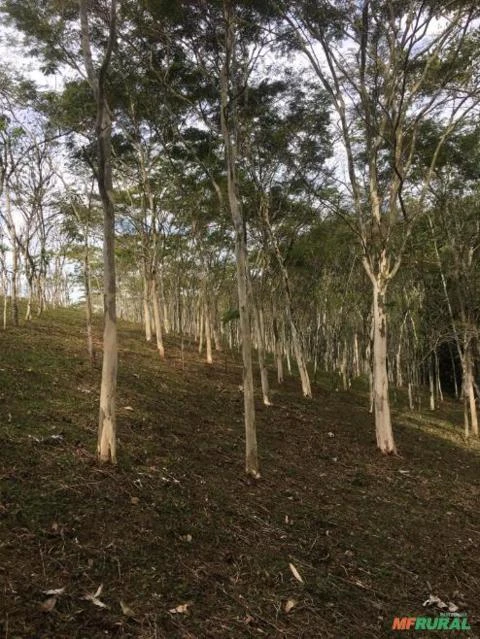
[78,0,118,462]
[284,0,479,452]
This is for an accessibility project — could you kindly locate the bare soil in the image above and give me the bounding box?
[1,307,479,638]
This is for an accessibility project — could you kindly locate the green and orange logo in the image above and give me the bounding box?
[392,616,471,631]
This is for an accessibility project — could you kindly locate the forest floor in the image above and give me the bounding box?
[0,306,479,639]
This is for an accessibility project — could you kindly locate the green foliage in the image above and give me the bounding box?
[222,308,240,324]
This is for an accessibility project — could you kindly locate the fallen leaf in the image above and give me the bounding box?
[83,584,108,608]
[289,563,304,584]
[180,534,192,542]
[120,600,136,617]
[423,594,447,609]
[40,596,57,612]
[42,587,65,596]
[284,598,297,613]
[169,603,190,614]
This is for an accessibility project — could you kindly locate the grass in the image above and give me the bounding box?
[1,305,479,638]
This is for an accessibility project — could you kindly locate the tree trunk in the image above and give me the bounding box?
[449,343,459,400]
[220,0,259,477]
[434,349,443,402]
[372,281,396,453]
[253,300,271,405]
[151,275,165,359]
[340,339,348,390]
[204,301,213,364]
[80,0,118,463]
[408,381,414,410]
[7,191,19,327]
[273,316,284,384]
[2,282,7,330]
[464,345,478,437]
[395,334,403,388]
[353,332,361,378]
[261,200,311,398]
[143,273,152,342]
[85,246,95,365]
[158,270,170,334]
[198,304,204,354]
[429,353,435,411]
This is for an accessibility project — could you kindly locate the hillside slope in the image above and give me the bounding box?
[0,308,479,639]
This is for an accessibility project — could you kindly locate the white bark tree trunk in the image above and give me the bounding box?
[253,301,271,405]
[464,345,478,437]
[220,0,259,477]
[273,317,284,384]
[429,354,435,411]
[143,273,152,342]
[151,275,165,359]
[204,301,213,365]
[85,246,95,365]
[372,280,396,453]
[261,200,311,397]
[80,0,118,463]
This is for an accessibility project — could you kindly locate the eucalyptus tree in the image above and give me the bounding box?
[58,175,102,364]
[126,0,282,477]
[416,124,480,435]
[282,0,480,453]
[240,73,333,398]
[8,130,58,319]
[3,0,121,462]
[0,121,28,327]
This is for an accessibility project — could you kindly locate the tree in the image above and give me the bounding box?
[78,0,118,462]
[283,0,480,452]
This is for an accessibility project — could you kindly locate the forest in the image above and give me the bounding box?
[0,1,479,638]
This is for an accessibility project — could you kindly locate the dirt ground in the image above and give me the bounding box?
[1,307,479,638]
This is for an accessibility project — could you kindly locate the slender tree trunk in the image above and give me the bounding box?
[395,328,404,388]
[408,381,414,410]
[340,339,348,390]
[80,0,118,463]
[434,349,443,402]
[25,293,32,321]
[85,246,95,365]
[464,345,478,436]
[158,270,170,334]
[285,338,292,375]
[7,188,19,328]
[204,301,213,365]
[253,300,271,405]
[261,200,311,397]
[372,280,396,453]
[151,275,165,359]
[143,272,152,342]
[220,0,258,476]
[429,353,435,411]
[213,319,222,352]
[198,305,204,354]
[273,316,284,384]
[353,332,361,378]
[2,280,7,330]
